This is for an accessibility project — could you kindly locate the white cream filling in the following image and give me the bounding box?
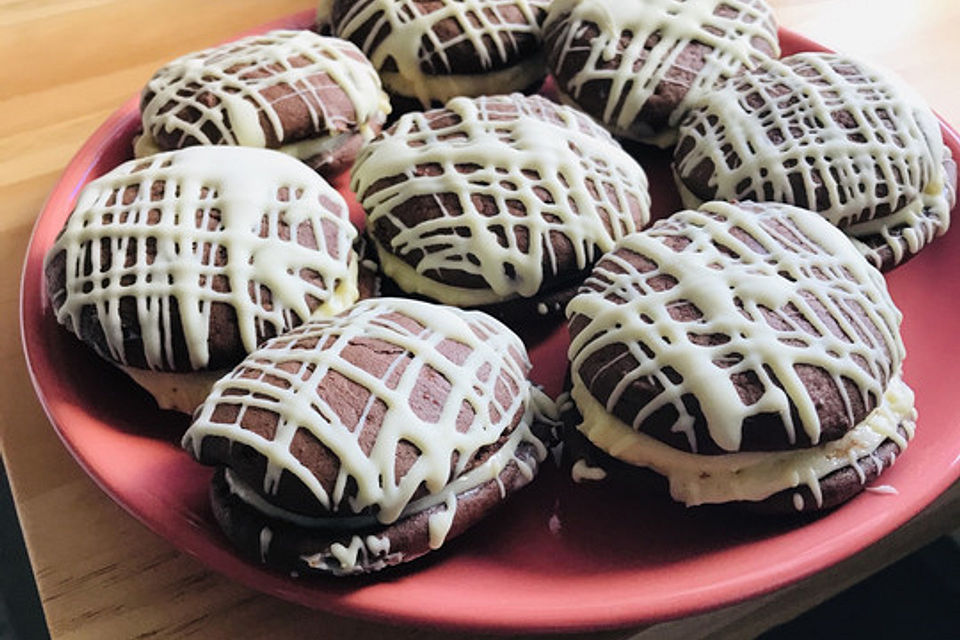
[134,131,357,164]
[332,0,547,108]
[279,132,355,163]
[224,468,379,530]
[847,165,953,265]
[301,533,398,575]
[221,414,544,530]
[673,164,954,267]
[373,237,520,306]
[116,257,359,414]
[120,366,229,414]
[380,53,546,106]
[571,458,607,483]
[571,374,916,507]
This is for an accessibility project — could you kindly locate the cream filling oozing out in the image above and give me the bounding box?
[846,169,953,266]
[673,164,954,268]
[570,374,916,507]
[134,131,355,165]
[372,238,523,306]
[221,408,544,573]
[116,260,359,414]
[379,52,546,105]
[222,416,542,532]
[301,532,397,575]
[119,366,230,414]
[230,465,398,574]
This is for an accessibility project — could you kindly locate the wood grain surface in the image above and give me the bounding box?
[2,1,959,638]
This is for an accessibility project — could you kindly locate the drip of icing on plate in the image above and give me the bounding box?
[352,94,651,306]
[545,0,779,143]
[675,52,953,267]
[571,458,607,483]
[183,298,551,572]
[140,30,389,152]
[46,146,358,370]
[864,484,899,495]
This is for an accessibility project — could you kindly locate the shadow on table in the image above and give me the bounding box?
[762,532,960,639]
[1,460,49,640]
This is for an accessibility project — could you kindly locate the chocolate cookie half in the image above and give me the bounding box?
[44,146,359,413]
[543,0,780,147]
[351,93,651,327]
[674,52,957,270]
[182,297,555,575]
[319,0,551,110]
[136,29,390,177]
[565,200,916,513]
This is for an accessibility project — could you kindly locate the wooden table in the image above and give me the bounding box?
[2,1,959,638]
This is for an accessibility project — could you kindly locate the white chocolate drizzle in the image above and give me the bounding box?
[428,493,458,550]
[352,94,651,306]
[791,493,804,512]
[140,30,389,154]
[675,52,953,267]
[301,534,399,575]
[45,146,358,371]
[570,372,916,506]
[327,0,550,107]
[567,201,904,455]
[258,526,273,563]
[184,298,550,555]
[544,0,779,145]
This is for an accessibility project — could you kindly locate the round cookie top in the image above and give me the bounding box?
[352,93,652,307]
[321,0,551,107]
[567,200,904,456]
[182,297,549,531]
[543,0,779,146]
[44,146,358,372]
[138,29,389,157]
[674,52,955,270]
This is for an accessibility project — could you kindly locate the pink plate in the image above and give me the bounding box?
[19,14,960,633]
